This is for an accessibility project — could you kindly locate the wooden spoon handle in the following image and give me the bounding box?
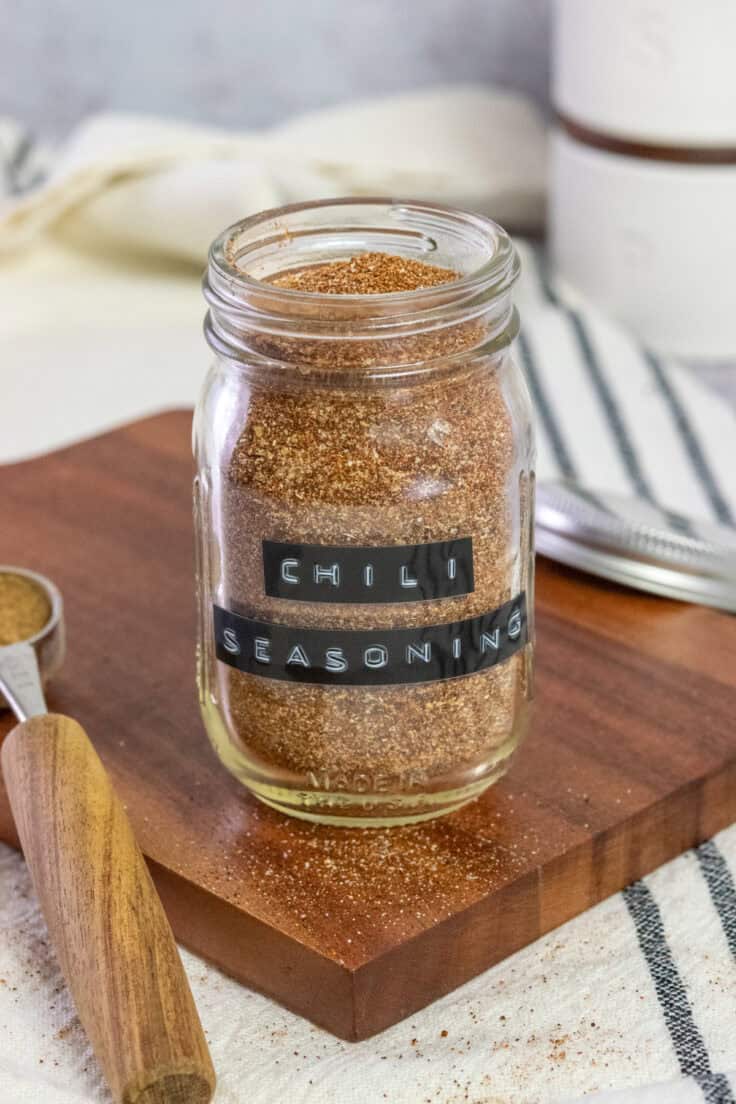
[1,713,215,1104]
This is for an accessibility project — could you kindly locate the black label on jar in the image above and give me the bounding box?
[262,538,474,604]
[214,592,526,687]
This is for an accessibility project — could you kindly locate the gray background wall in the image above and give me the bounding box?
[3,0,550,136]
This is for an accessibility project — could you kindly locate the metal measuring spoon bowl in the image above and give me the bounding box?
[0,566,65,713]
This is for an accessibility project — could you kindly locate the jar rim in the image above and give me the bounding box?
[207,197,519,314]
[203,198,520,376]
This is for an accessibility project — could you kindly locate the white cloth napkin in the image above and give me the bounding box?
[1,93,735,1104]
[0,86,546,263]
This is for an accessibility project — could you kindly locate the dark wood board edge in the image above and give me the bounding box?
[0,773,18,849]
[144,758,736,1042]
[3,756,734,1043]
[148,859,359,1040]
[349,761,736,1040]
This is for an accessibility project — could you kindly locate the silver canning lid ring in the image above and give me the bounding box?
[535,482,736,612]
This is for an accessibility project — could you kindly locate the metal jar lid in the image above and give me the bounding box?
[536,481,736,612]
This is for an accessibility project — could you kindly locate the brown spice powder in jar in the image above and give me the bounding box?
[218,251,530,807]
[272,252,458,294]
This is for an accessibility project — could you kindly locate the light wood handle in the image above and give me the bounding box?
[1,714,216,1104]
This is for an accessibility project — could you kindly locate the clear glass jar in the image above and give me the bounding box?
[194,198,534,826]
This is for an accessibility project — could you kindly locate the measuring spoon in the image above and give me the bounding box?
[0,566,215,1104]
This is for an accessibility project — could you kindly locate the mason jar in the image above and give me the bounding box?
[194,198,534,826]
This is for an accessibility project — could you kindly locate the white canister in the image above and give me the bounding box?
[553,0,736,147]
[549,129,736,358]
[552,0,736,357]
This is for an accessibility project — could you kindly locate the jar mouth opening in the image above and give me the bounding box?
[206,197,519,318]
[204,198,520,376]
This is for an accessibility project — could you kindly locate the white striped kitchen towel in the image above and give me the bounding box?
[0,118,50,198]
[515,241,736,530]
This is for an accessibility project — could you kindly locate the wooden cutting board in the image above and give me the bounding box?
[2,410,735,1041]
